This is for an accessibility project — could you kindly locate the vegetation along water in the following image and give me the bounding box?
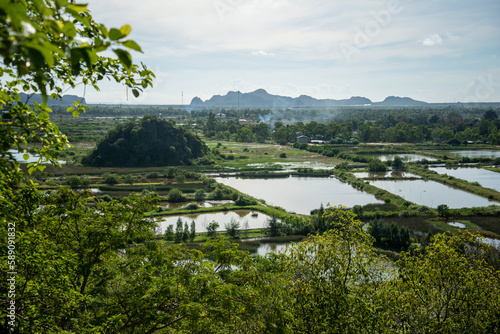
[1,1,500,333]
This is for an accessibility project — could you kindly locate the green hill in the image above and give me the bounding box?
[82,115,208,167]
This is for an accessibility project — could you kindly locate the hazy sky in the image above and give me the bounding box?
[80,0,500,105]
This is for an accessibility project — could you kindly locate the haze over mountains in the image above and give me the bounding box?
[19,93,86,105]
[190,89,429,108]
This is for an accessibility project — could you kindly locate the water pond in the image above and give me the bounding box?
[156,210,271,234]
[368,154,436,162]
[430,167,500,192]
[446,150,500,159]
[369,179,499,208]
[8,149,66,164]
[247,161,336,172]
[354,171,421,179]
[215,176,384,215]
[162,200,233,210]
[253,242,291,256]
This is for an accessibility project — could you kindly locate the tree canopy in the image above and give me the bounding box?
[1,2,499,333]
[82,115,209,167]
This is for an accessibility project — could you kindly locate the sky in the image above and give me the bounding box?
[79,0,500,105]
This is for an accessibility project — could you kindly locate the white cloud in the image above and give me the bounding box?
[422,34,443,46]
[251,50,275,57]
[78,0,500,103]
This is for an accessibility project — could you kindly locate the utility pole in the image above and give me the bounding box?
[181,91,184,108]
[238,90,240,111]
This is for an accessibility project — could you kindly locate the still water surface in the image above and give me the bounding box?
[370,179,498,208]
[447,150,500,159]
[8,149,66,164]
[215,176,384,215]
[430,167,500,192]
[156,210,270,234]
[369,154,436,162]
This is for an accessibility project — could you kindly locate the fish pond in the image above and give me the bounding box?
[446,150,500,159]
[430,167,500,192]
[369,179,499,208]
[215,176,384,215]
[367,154,436,162]
[156,210,271,234]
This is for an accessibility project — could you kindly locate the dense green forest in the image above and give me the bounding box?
[1,2,500,333]
[201,108,500,145]
[82,116,208,167]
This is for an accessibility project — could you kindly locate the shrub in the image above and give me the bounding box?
[103,173,119,186]
[206,221,219,238]
[163,225,174,241]
[235,195,257,206]
[124,174,135,185]
[279,152,287,158]
[168,188,184,202]
[194,189,205,201]
[225,218,240,238]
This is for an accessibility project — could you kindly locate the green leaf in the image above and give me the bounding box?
[23,153,30,161]
[132,89,140,98]
[67,3,88,13]
[120,24,132,37]
[109,28,124,41]
[72,109,80,117]
[122,40,142,52]
[113,49,132,69]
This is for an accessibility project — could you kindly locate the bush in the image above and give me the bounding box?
[267,215,282,237]
[194,189,205,201]
[279,152,287,158]
[124,174,135,185]
[163,225,174,241]
[164,167,177,178]
[225,218,240,238]
[206,221,219,238]
[103,173,119,186]
[168,188,184,202]
[235,195,257,206]
[437,204,450,218]
[184,203,199,210]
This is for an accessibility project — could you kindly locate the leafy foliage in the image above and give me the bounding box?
[82,115,208,167]
[0,0,154,174]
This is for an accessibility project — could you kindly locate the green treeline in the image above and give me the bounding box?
[202,109,500,145]
[82,115,209,167]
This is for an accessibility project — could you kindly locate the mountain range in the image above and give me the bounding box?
[190,89,429,108]
[19,93,86,105]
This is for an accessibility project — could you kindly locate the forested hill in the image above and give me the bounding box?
[19,92,85,105]
[190,89,428,107]
[82,116,208,167]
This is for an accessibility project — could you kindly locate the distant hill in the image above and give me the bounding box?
[19,93,85,105]
[374,96,428,106]
[191,89,372,107]
[190,89,427,107]
[82,115,208,167]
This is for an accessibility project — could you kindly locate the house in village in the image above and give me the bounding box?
[296,132,309,144]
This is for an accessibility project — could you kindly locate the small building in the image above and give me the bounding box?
[216,113,226,118]
[239,119,247,124]
[297,135,309,144]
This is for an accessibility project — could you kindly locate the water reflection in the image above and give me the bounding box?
[8,149,66,164]
[156,210,270,234]
[368,154,436,162]
[370,179,499,208]
[354,171,421,179]
[254,243,290,256]
[447,150,500,159]
[430,167,500,192]
[215,176,383,215]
